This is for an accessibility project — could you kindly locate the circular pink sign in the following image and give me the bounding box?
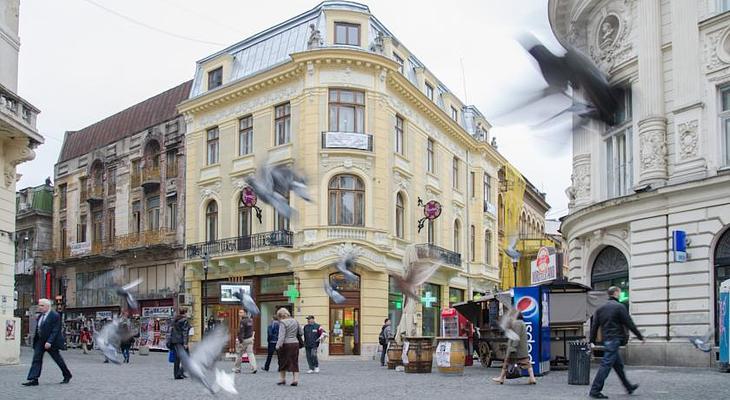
[241,187,257,207]
[423,200,442,220]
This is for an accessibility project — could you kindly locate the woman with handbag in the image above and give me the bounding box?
[274,308,303,386]
[492,312,537,385]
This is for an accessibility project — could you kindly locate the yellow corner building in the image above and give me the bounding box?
[179,1,508,358]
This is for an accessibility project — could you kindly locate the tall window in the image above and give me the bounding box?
[606,86,632,198]
[238,115,253,156]
[147,196,160,230]
[206,127,219,165]
[713,229,730,344]
[453,220,461,253]
[107,168,116,194]
[131,159,141,187]
[395,193,404,239]
[107,209,115,241]
[78,215,87,243]
[328,174,364,226]
[334,22,360,46]
[238,199,251,237]
[720,86,730,166]
[451,106,458,121]
[427,219,435,244]
[275,103,291,145]
[206,201,218,242]
[59,184,67,210]
[275,188,290,231]
[166,197,177,230]
[427,138,435,173]
[329,89,365,133]
[470,225,475,262]
[395,115,404,155]
[452,157,460,190]
[470,172,475,198]
[166,150,178,177]
[483,173,492,203]
[79,177,87,202]
[208,67,223,90]
[393,53,404,74]
[132,201,141,234]
[484,230,492,265]
[92,211,103,244]
[60,220,67,252]
[425,82,434,101]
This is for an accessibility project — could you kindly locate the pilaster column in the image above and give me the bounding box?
[637,0,667,185]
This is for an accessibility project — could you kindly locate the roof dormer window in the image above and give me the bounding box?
[208,67,223,90]
[335,22,360,46]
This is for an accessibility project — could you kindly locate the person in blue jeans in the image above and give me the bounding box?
[264,315,279,371]
[589,286,645,399]
[303,315,327,373]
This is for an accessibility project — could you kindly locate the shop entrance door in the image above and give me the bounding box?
[327,272,361,356]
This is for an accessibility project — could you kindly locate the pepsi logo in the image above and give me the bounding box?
[516,296,538,318]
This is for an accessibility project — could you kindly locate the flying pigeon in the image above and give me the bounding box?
[494,292,520,341]
[335,252,358,282]
[115,278,143,310]
[504,237,521,262]
[323,277,346,304]
[233,289,260,316]
[395,261,440,302]
[688,329,713,353]
[270,164,312,202]
[214,368,238,394]
[176,325,229,394]
[245,160,313,219]
[93,317,133,364]
[84,271,143,311]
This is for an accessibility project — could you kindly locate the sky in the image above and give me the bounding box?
[16,0,571,218]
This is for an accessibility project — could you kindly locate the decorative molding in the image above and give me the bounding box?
[704,27,730,72]
[199,182,221,201]
[639,129,667,171]
[3,137,35,187]
[678,120,699,160]
[301,243,385,265]
[588,2,635,72]
[320,154,373,174]
[567,155,591,207]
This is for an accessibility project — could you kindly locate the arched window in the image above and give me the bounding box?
[144,140,161,169]
[395,193,404,239]
[592,246,629,303]
[238,196,251,237]
[484,230,492,265]
[453,220,461,253]
[470,225,476,262]
[205,201,218,242]
[328,174,364,226]
[714,229,730,344]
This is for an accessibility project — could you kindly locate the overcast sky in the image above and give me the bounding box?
[16,0,571,218]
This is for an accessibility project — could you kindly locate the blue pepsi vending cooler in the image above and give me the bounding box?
[720,279,730,372]
[513,286,551,375]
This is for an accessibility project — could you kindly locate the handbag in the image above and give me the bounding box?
[506,363,522,379]
[296,332,305,349]
[168,348,176,363]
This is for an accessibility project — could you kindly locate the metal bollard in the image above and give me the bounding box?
[568,341,591,385]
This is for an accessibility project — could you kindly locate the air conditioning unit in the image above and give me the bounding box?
[177,293,193,305]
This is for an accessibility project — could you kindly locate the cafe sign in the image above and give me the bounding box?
[530,247,557,285]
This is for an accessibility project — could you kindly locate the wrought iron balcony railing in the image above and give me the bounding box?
[115,228,176,251]
[415,243,462,269]
[186,230,293,259]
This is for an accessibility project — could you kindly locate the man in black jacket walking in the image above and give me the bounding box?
[169,308,190,379]
[589,286,644,399]
[22,298,72,386]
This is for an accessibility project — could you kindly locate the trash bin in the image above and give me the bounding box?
[568,341,591,385]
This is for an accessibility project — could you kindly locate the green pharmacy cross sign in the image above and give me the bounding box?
[283,284,300,303]
[421,291,437,308]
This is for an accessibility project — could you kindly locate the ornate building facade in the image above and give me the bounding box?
[0,0,42,364]
[48,82,190,345]
[180,1,509,358]
[551,0,730,366]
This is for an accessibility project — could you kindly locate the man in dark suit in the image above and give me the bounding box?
[22,298,72,386]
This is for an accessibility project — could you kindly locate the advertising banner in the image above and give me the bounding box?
[513,286,550,375]
[530,247,557,285]
[436,341,452,367]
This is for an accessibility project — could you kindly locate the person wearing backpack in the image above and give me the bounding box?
[379,318,392,367]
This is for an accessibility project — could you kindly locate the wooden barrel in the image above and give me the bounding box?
[386,340,403,369]
[404,337,434,373]
[435,337,466,375]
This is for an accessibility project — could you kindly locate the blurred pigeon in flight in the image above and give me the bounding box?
[233,289,260,316]
[494,292,520,341]
[176,325,229,394]
[323,277,346,304]
[115,278,143,310]
[688,329,713,353]
[94,317,132,364]
[335,252,358,282]
[85,271,143,311]
[395,255,440,302]
[214,368,238,394]
[504,237,521,262]
[270,164,312,202]
[245,160,313,219]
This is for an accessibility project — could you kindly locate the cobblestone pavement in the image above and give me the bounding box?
[1,348,728,399]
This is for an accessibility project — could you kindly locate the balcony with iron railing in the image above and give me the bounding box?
[115,228,177,251]
[415,243,462,269]
[186,230,293,259]
[141,166,161,191]
[0,82,40,136]
[321,132,373,151]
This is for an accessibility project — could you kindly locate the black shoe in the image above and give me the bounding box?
[252,370,257,374]
[589,394,609,399]
[60,377,72,384]
[22,380,38,387]
[174,376,184,380]
[627,383,639,394]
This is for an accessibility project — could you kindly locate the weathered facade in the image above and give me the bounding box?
[48,81,191,345]
[15,181,53,344]
[179,1,512,358]
[550,0,730,366]
[0,0,43,364]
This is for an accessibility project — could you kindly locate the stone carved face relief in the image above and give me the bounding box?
[598,15,619,50]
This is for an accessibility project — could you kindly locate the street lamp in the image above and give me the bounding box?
[512,258,518,288]
[60,275,69,322]
[201,252,209,338]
